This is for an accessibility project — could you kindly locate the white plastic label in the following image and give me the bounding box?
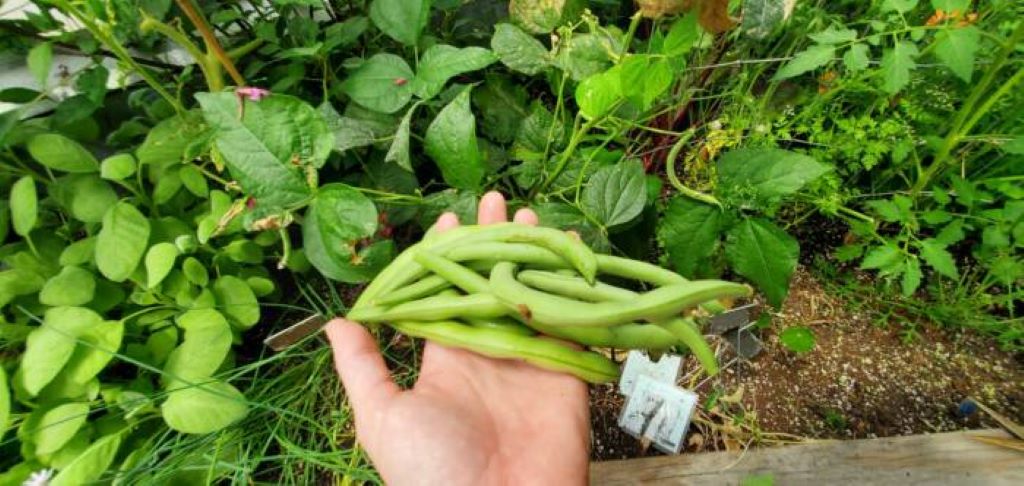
[618,350,681,397]
[617,374,699,454]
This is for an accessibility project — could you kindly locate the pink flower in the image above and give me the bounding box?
[236,87,270,101]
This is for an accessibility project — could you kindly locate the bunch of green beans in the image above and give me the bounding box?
[346,223,752,383]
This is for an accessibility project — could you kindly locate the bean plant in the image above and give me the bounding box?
[0,0,1020,483]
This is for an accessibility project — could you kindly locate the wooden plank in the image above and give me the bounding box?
[590,429,1023,485]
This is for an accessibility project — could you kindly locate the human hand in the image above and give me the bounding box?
[326,192,590,486]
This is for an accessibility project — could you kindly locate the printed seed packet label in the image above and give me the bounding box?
[618,374,698,455]
[618,350,682,396]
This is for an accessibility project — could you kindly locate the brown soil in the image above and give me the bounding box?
[589,268,1024,461]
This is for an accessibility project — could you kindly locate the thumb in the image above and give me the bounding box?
[325,319,399,414]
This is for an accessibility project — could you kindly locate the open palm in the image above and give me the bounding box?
[326,192,590,485]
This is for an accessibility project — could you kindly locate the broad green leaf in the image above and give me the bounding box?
[96,202,151,282]
[553,33,618,81]
[473,74,530,145]
[100,153,136,180]
[28,42,52,87]
[582,160,646,227]
[882,0,918,12]
[136,110,209,168]
[163,309,232,388]
[860,244,903,275]
[10,176,37,237]
[0,268,46,309]
[179,165,208,197]
[196,93,319,209]
[724,218,799,308]
[918,238,958,279]
[20,307,103,396]
[212,275,260,330]
[491,23,551,75]
[773,44,835,80]
[934,26,979,82]
[68,175,118,223]
[881,41,918,94]
[49,433,122,486]
[533,202,610,252]
[369,0,431,46]
[0,367,9,442]
[27,134,99,173]
[509,0,577,33]
[664,12,701,55]
[323,16,369,52]
[303,184,392,282]
[575,68,622,120]
[318,102,381,153]
[40,266,96,307]
[385,103,417,172]
[182,257,209,286]
[779,326,815,353]
[843,44,870,72]
[145,243,179,288]
[413,45,497,100]
[34,402,90,455]
[902,258,922,297]
[658,197,724,279]
[341,54,415,114]
[60,238,96,267]
[424,86,485,191]
[161,381,248,434]
[63,320,123,385]
[809,26,857,44]
[741,0,791,40]
[716,148,829,203]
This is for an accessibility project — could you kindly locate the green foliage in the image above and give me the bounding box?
[779,326,816,353]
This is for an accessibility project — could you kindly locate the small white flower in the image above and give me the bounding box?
[23,469,54,486]
[709,120,723,130]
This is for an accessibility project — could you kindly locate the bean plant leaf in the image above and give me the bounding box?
[163,309,232,388]
[34,402,90,455]
[472,75,529,144]
[509,0,577,33]
[369,0,431,46]
[663,12,701,55]
[145,242,179,288]
[843,44,870,72]
[918,238,959,279]
[582,160,646,228]
[136,110,209,168]
[724,218,799,308]
[319,102,378,153]
[40,266,96,306]
[424,86,485,191]
[27,134,99,173]
[716,148,829,203]
[413,45,497,100]
[934,26,979,83]
[341,54,416,114]
[20,307,105,395]
[491,23,551,75]
[575,68,621,120]
[880,41,918,94]
[303,183,392,282]
[212,275,260,330]
[96,202,151,282]
[779,326,815,353]
[161,381,249,434]
[533,202,610,252]
[741,0,792,39]
[10,176,37,237]
[196,92,319,209]
[772,44,835,80]
[49,433,122,486]
[385,103,418,172]
[553,33,618,81]
[28,42,52,87]
[658,197,724,279]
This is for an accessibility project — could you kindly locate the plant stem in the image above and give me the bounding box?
[175,0,247,87]
[139,14,223,91]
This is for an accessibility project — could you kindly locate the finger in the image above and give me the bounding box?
[325,318,399,412]
[513,208,539,226]
[478,191,508,225]
[433,211,460,234]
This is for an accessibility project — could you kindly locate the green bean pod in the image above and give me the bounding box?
[596,255,727,314]
[348,293,506,322]
[413,251,490,294]
[659,317,720,376]
[373,275,452,306]
[447,243,568,269]
[390,320,620,383]
[490,263,751,327]
[466,317,537,336]
[516,270,638,302]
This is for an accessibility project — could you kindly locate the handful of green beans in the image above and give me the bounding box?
[346,223,752,383]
